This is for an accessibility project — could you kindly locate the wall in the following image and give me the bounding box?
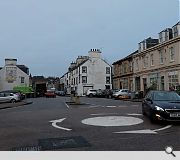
[77,57,112,96]
[0,66,29,91]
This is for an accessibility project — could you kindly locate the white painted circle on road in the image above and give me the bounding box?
[81,116,143,127]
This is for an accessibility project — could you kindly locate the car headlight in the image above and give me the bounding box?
[154,106,164,111]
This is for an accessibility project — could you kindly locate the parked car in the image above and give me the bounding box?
[55,90,65,96]
[44,90,56,98]
[86,89,97,97]
[142,90,180,123]
[104,89,113,98]
[95,89,106,98]
[0,92,20,103]
[2,90,25,100]
[112,89,131,99]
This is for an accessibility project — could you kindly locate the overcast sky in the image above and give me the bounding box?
[0,0,179,77]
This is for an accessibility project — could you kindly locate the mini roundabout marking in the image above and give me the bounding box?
[81,116,143,127]
[50,114,172,134]
[81,115,172,134]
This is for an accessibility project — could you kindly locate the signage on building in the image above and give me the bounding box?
[6,67,17,83]
[168,71,178,76]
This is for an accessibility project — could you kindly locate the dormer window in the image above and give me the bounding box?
[159,32,163,43]
[173,26,178,38]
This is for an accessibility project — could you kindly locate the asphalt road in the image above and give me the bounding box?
[0,96,179,151]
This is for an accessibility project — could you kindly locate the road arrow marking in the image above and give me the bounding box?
[49,118,72,131]
[114,129,157,134]
[114,125,172,134]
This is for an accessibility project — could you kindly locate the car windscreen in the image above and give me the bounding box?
[153,92,180,101]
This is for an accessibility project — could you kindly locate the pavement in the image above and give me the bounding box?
[0,100,33,110]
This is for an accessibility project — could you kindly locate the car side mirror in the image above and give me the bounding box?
[146,98,153,103]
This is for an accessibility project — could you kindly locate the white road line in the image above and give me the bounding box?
[90,113,118,116]
[88,105,127,108]
[131,105,140,107]
[153,125,172,132]
[105,106,117,108]
[64,102,70,108]
[127,113,142,116]
[88,105,104,108]
[117,106,127,108]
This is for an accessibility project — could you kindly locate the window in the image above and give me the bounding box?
[159,49,164,64]
[145,56,148,67]
[168,74,178,90]
[76,77,78,85]
[135,59,139,70]
[169,47,175,61]
[159,32,163,43]
[106,67,110,74]
[150,54,154,66]
[79,76,80,84]
[165,31,169,41]
[82,66,87,73]
[161,76,165,90]
[130,62,133,72]
[21,77,25,83]
[143,56,148,68]
[143,42,146,50]
[106,76,110,84]
[120,65,123,74]
[173,26,178,37]
[123,79,128,89]
[150,77,157,90]
[123,64,127,73]
[82,76,87,83]
[0,93,4,97]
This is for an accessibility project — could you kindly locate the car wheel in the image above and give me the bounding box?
[11,99,16,103]
[89,94,93,98]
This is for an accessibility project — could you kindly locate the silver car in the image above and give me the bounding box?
[0,92,20,103]
[86,89,97,97]
[112,89,131,98]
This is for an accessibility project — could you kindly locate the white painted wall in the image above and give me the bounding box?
[0,66,29,91]
[76,57,112,96]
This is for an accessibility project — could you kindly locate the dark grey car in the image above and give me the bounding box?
[142,90,180,122]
